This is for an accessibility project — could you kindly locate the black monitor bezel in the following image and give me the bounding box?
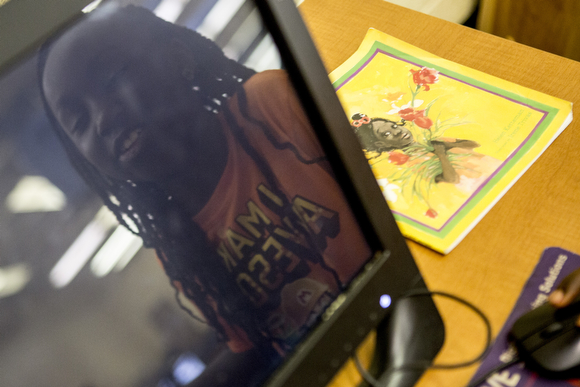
[256,2,426,385]
[0,1,431,386]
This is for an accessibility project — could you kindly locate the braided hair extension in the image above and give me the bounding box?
[38,4,346,353]
[122,5,256,112]
[222,89,344,290]
[36,5,276,350]
[235,88,327,165]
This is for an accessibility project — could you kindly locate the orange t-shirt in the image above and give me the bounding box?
[192,70,372,352]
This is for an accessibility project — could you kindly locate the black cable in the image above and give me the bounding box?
[405,290,493,369]
[352,290,494,387]
[354,353,382,387]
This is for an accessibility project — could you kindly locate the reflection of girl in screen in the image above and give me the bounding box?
[38,5,370,385]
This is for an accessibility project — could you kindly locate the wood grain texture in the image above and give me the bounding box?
[298,0,580,385]
[479,0,580,61]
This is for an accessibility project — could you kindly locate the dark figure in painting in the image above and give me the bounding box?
[351,113,481,184]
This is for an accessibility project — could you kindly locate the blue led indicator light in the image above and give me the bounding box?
[379,294,392,309]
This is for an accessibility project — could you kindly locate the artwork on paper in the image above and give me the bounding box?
[330,29,573,253]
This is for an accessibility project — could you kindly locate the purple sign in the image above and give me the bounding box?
[471,247,580,387]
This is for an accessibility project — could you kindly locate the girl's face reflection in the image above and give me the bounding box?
[43,14,220,183]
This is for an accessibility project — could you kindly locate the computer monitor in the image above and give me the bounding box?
[0,1,442,386]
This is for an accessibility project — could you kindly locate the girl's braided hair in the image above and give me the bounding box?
[351,113,407,155]
[37,4,276,351]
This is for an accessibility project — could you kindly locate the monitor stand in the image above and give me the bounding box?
[362,279,445,387]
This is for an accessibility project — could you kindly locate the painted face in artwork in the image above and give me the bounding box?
[371,120,414,149]
[42,10,222,183]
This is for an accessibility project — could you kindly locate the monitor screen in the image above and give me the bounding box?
[0,1,437,386]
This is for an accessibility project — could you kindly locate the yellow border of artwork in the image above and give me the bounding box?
[330,29,572,253]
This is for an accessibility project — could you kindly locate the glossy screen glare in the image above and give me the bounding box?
[172,353,206,385]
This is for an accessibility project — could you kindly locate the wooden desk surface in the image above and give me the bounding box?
[298,0,580,386]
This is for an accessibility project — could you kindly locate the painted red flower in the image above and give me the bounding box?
[425,208,438,218]
[410,67,439,91]
[398,107,425,121]
[398,108,433,129]
[388,152,409,165]
[413,116,433,129]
